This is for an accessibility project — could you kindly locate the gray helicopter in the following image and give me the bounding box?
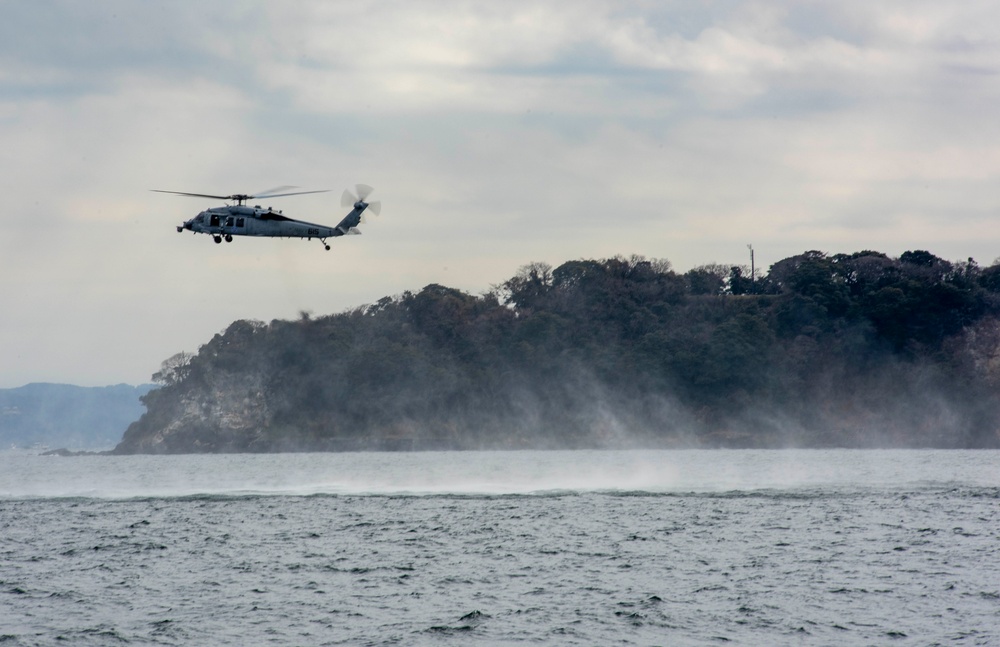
[153,184,381,250]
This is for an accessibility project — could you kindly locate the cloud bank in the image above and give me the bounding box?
[2,1,999,385]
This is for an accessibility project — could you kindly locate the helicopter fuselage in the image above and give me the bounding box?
[179,205,338,240]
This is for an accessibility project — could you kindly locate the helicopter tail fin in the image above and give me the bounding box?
[334,206,364,236]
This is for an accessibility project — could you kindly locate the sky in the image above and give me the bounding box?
[2,1,1000,387]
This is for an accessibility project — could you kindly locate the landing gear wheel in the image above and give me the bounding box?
[324,244,331,251]
[213,235,222,244]
[224,234,233,243]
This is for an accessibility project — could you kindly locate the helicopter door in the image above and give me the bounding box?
[209,214,220,228]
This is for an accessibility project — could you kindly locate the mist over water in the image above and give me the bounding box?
[4,449,998,499]
[2,450,999,646]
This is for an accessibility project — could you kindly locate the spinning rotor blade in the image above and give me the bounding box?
[251,188,330,200]
[341,184,380,216]
[151,189,232,200]
[153,187,329,202]
[358,202,382,224]
[252,185,298,198]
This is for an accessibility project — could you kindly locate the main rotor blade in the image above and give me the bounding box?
[151,190,232,200]
[252,185,298,197]
[251,189,330,200]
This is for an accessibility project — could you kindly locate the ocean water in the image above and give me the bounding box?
[1,450,998,646]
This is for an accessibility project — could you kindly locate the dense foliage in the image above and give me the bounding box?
[116,250,1000,452]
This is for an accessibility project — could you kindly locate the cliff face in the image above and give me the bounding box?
[116,370,272,453]
[113,251,1000,453]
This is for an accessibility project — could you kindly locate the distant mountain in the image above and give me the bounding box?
[0,383,154,450]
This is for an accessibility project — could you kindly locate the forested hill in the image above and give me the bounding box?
[115,250,1000,453]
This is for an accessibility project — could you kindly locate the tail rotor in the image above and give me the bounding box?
[341,184,381,222]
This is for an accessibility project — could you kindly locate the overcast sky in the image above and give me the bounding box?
[2,1,999,387]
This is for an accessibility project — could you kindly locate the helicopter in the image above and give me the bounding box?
[152,184,381,250]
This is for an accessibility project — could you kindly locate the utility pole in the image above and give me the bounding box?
[747,244,755,294]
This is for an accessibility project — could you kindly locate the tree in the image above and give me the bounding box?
[979,264,1000,293]
[899,249,943,268]
[501,262,553,310]
[685,265,727,295]
[152,351,194,386]
[728,266,753,295]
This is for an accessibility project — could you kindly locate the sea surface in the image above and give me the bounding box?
[1,449,998,646]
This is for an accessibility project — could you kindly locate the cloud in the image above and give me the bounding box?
[2,0,1000,386]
